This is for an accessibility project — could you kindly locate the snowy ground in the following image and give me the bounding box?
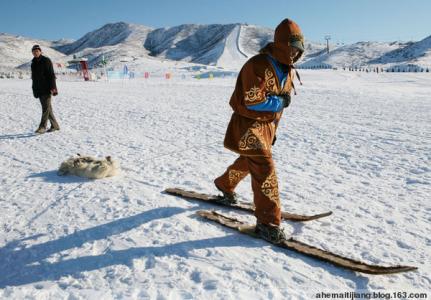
[0,70,430,299]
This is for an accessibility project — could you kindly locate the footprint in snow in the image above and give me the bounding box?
[396,240,414,250]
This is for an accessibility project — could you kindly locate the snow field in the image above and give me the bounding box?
[0,70,430,299]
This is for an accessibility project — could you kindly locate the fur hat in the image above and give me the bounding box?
[274,19,304,52]
[259,18,305,65]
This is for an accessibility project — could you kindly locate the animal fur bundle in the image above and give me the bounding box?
[58,154,119,179]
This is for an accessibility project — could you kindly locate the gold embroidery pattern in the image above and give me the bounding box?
[238,122,268,151]
[264,69,278,94]
[244,69,278,105]
[244,86,264,104]
[261,170,280,208]
[228,169,248,186]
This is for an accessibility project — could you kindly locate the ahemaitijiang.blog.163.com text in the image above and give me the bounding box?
[315,291,428,299]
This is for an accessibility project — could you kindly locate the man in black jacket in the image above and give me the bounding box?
[31,44,60,134]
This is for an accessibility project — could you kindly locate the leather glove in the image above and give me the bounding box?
[279,93,291,108]
[51,88,58,96]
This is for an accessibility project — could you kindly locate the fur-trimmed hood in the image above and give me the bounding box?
[260,18,304,65]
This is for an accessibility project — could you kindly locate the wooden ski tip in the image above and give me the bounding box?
[164,188,211,199]
[164,188,182,194]
[360,265,418,275]
[281,210,333,222]
[196,210,213,217]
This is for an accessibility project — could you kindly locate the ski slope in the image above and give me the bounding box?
[0,70,430,299]
[216,25,249,70]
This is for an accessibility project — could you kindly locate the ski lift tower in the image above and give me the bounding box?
[325,35,331,54]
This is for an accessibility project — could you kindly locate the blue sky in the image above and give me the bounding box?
[1,0,430,43]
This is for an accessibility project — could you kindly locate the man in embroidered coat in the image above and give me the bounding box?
[214,19,304,242]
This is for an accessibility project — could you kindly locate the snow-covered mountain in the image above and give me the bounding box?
[1,22,430,71]
[237,24,273,57]
[0,33,66,70]
[298,40,329,64]
[144,23,240,68]
[55,22,152,55]
[49,38,76,49]
[49,22,273,70]
[370,35,431,67]
[299,41,410,68]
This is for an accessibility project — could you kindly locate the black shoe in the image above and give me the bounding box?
[47,126,60,132]
[255,222,287,243]
[35,127,46,134]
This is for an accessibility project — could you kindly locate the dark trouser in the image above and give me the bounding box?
[214,155,281,225]
[38,94,59,129]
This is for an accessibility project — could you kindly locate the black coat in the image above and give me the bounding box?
[31,55,57,98]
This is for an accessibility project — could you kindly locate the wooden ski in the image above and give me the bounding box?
[197,210,417,275]
[165,187,332,222]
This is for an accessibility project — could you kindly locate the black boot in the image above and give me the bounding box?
[255,222,287,243]
[214,183,238,205]
[215,191,239,205]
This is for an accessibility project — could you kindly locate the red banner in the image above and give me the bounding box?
[80,61,90,81]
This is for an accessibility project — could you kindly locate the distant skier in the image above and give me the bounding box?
[214,19,304,243]
[31,44,60,134]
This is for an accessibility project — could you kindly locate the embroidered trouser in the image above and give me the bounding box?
[39,94,59,129]
[214,155,281,225]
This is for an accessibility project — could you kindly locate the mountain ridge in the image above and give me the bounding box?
[1,22,430,71]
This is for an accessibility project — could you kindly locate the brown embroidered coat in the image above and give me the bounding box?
[223,52,295,157]
[223,18,304,157]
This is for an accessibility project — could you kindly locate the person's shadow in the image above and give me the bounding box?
[0,204,372,291]
[0,133,35,140]
[0,207,187,287]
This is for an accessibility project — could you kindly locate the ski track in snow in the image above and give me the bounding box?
[0,70,430,299]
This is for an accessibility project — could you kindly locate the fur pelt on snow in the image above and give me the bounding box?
[58,154,119,179]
